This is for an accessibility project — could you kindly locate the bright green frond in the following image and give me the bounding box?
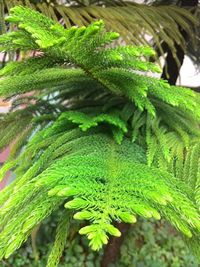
[56,110,127,143]
[1,6,199,119]
[3,0,198,67]
[0,130,199,255]
[47,211,71,267]
[0,68,87,97]
[0,56,59,76]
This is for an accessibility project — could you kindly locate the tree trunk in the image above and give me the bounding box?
[101,223,130,267]
[161,0,198,85]
[179,0,198,6]
[0,0,5,35]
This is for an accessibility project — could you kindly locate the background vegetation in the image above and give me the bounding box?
[2,217,199,267]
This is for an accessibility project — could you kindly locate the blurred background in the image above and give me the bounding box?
[0,1,200,266]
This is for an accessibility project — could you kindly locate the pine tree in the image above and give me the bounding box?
[0,6,199,265]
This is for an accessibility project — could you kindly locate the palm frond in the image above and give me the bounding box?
[3,0,198,63]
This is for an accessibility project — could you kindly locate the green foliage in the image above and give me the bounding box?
[1,217,198,267]
[115,220,199,267]
[0,6,199,266]
[56,110,128,144]
[2,0,198,66]
[47,211,71,267]
[183,143,200,210]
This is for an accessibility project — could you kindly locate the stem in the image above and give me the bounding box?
[0,0,5,35]
[101,223,130,267]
